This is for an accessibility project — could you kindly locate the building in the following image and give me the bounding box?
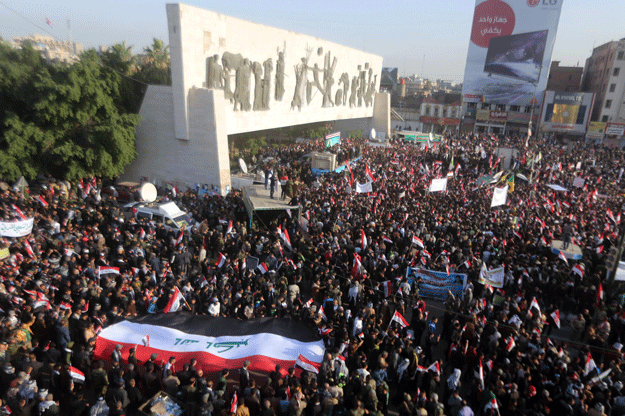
[582,39,625,123]
[546,61,583,92]
[461,101,538,137]
[419,96,461,133]
[9,35,83,63]
[122,3,389,194]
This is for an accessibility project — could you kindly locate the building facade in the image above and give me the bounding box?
[122,3,388,193]
[546,61,583,92]
[582,39,625,124]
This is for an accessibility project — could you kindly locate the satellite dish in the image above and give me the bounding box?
[369,128,376,141]
[238,158,248,174]
[139,182,157,203]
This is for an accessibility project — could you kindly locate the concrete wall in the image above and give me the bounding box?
[166,3,384,137]
[123,86,231,193]
[124,3,388,194]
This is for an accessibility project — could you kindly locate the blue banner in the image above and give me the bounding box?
[406,267,467,300]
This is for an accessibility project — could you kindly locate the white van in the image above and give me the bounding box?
[126,201,195,233]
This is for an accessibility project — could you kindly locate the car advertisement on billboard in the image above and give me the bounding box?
[462,0,563,106]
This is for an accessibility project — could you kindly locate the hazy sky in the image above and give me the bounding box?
[1,0,623,82]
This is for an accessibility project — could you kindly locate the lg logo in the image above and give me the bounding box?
[528,0,558,6]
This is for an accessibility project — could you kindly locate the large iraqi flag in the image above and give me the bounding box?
[94,314,324,375]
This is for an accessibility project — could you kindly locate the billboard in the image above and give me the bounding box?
[462,0,563,106]
[586,122,606,140]
[380,68,398,86]
[606,123,625,136]
[540,91,593,134]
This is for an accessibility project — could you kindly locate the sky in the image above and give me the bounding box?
[1,0,623,83]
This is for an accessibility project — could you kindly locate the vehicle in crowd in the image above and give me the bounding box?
[124,201,196,233]
[101,181,141,202]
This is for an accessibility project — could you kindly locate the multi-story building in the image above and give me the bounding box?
[8,35,84,63]
[460,101,538,137]
[546,61,583,92]
[582,38,625,123]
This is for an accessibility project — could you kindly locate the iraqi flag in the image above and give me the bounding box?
[412,235,424,248]
[551,310,561,329]
[33,292,50,310]
[98,266,120,279]
[216,253,227,268]
[278,226,292,249]
[530,297,541,316]
[69,366,85,383]
[94,314,324,376]
[426,361,440,374]
[382,236,393,245]
[382,281,392,298]
[391,311,409,328]
[596,282,604,306]
[361,230,367,250]
[258,262,269,274]
[366,165,376,182]
[176,231,184,246]
[12,204,27,220]
[584,352,597,376]
[295,353,321,374]
[558,250,568,265]
[226,221,234,236]
[230,392,238,414]
[163,287,185,313]
[478,359,485,390]
[59,301,72,310]
[23,240,34,258]
[37,195,48,207]
[506,336,515,352]
[572,264,584,278]
[141,334,150,347]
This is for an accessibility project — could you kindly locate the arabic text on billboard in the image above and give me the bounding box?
[606,123,625,136]
[587,122,606,139]
[462,0,563,106]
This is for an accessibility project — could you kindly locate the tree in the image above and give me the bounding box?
[0,42,54,180]
[102,42,145,114]
[33,50,139,180]
[138,38,171,85]
[101,41,136,76]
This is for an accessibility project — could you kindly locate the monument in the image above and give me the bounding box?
[123,3,389,194]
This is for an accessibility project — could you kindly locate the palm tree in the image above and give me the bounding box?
[144,38,170,69]
[102,41,136,76]
[137,38,171,85]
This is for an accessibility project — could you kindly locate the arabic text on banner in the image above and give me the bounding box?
[406,267,466,300]
[0,218,34,237]
[356,181,373,193]
[478,266,505,288]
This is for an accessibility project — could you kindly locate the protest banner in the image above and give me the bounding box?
[0,218,34,237]
[406,267,466,300]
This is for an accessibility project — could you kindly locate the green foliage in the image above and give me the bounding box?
[0,42,140,181]
[243,136,267,156]
[348,130,363,140]
[137,38,171,86]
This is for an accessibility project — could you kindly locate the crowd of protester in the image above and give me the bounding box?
[1,132,625,416]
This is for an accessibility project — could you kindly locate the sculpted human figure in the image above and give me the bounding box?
[234,58,251,111]
[262,58,273,110]
[275,51,285,101]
